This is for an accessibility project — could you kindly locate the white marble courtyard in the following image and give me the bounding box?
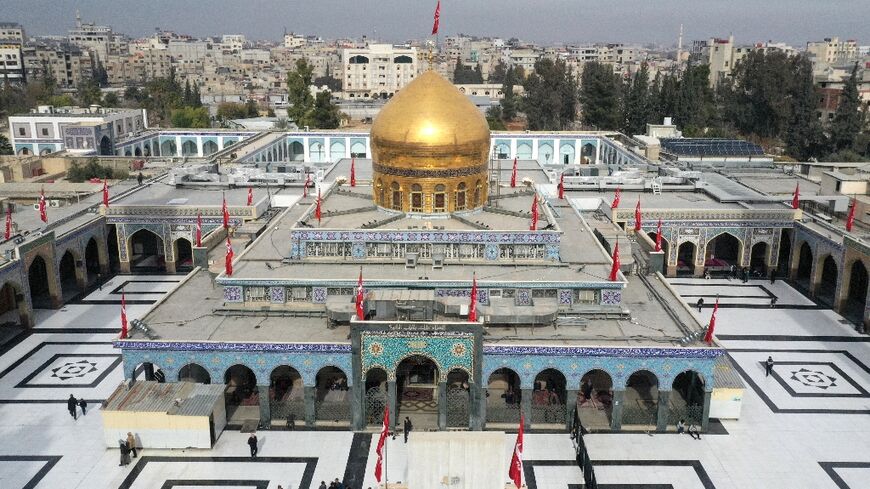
[0,274,869,488]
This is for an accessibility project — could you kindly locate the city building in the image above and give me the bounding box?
[67,12,128,62]
[0,22,25,82]
[22,42,93,88]
[341,44,418,99]
[7,105,148,156]
[806,37,859,65]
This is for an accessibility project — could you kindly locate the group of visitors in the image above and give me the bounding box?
[118,432,139,466]
[317,479,359,489]
[676,419,701,439]
[66,394,88,419]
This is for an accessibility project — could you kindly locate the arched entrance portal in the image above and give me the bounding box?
[677,242,697,276]
[396,355,439,430]
[669,371,704,426]
[315,366,350,426]
[106,225,121,273]
[99,136,112,156]
[749,242,769,276]
[178,363,211,384]
[817,255,838,306]
[446,369,470,429]
[705,233,741,275]
[174,239,193,272]
[844,261,869,326]
[58,251,79,300]
[622,370,659,429]
[795,243,813,290]
[28,255,53,309]
[0,282,27,329]
[577,369,613,430]
[777,231,792,276]
[647,232,669,274]
[270,365,303,427]
[224,365,258,424]
[486,368,521,425]
[85,238,101,286]
[532,368,566,426]
[129,229,165,271]
[364,368,388,427]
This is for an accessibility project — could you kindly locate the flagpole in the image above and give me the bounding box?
[384,424,389,489]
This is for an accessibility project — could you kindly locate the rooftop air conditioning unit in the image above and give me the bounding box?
[49,200,61,207]
[432,253,445,269]
[405,252,418,269]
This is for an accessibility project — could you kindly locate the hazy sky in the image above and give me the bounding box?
[5,0,869,47]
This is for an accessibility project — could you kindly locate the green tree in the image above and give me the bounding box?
[723,51,792,138]
[486,105,507,130]
[102,92,120,107]
[245,99,260,117]
[621,63,652,135]
[216,102,249,122]
[76,78,103,106]
[453,58,483,84]
[785,55,826,160]
[579,61,621,129]
[829,63,863,153]
[523,58,577,130]
[313,74,342,92]
[673,63,715,136]
[287,58,314,124]
[0,135,12,155]
[500,65,520,121]
[67,159,127,182]
[309,91,341,129]
[170,106,210,128]
[488,61,508,84]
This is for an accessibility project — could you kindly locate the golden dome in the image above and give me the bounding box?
[370,70,491,213]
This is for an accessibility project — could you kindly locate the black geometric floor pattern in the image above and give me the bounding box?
[819,461,870,489]
[0,455,63,489]
[524,460,716,489]
[117,456,318,489]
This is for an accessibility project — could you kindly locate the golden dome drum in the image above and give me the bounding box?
[370,70,491,214]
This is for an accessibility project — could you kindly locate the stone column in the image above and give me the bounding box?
[350,384,363,430]
[258,385,271,428]
[610,390,624,431]
[387,380,397,432]
[75,259,87,291]
[565,389,578,430]
[438,382,447,430]
[656,390,670,432]
[472,384,484,431]
[701,390,712,432]
[521,389,532,429]
[165,259,177,274]
[304,386,316,427]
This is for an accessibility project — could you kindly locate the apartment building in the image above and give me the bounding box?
[807,37,859,65]
[23,43,93,88]
[0,22,25,82]
[68,13,127,61]
[341,43,418,99]
[105,49,172,86]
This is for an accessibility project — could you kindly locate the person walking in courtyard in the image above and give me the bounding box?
[696,297,704,313]
[137,172,144,186]
[126,432,138,458]
[67,394,77,420]
[78,398,87,416]
[742,267,749,283]
[248,432,258,458]
[770,269,777,284]
[288,413,296,430]
[319,482,327,489]
[403,416,413,443]
[119,440,131,466]
[765,356,775,377]
[770,296,778,308]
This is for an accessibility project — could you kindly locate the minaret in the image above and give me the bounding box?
[677,23,683,62]
[75,9,82,29]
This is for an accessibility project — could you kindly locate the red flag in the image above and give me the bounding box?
[315,188,322,223]
[468,274,478,322]
[431,0,441,35]
[195,212,203,247]
[225,237,234,276]
[4,207,11,240]
[222,195,230,229]
[374,404,390,482]
[792,183,800,210]
[350,157,357,187]
[355,268,365,320]
[704,298,718,345]
[119,289,128,339]
[558,172,565,200]
[634,198,642,231]
[38,188,47,223]
[510,157,517,187]
[303,173,311,198]
[609,238,621,281]
[846,198,856,232]
[247,187,253,206]
[102,179,109,207]
[530,193,539,231]
[655,218,663,252]
[508,413,524,488]
[610,187,621,209]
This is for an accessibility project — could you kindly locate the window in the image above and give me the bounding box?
[391,182,402,211]
[455,182,467,211]
[18,127,25,136]
[433,184,446,212]
[41,128,48,136]
[410,184,423,212]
